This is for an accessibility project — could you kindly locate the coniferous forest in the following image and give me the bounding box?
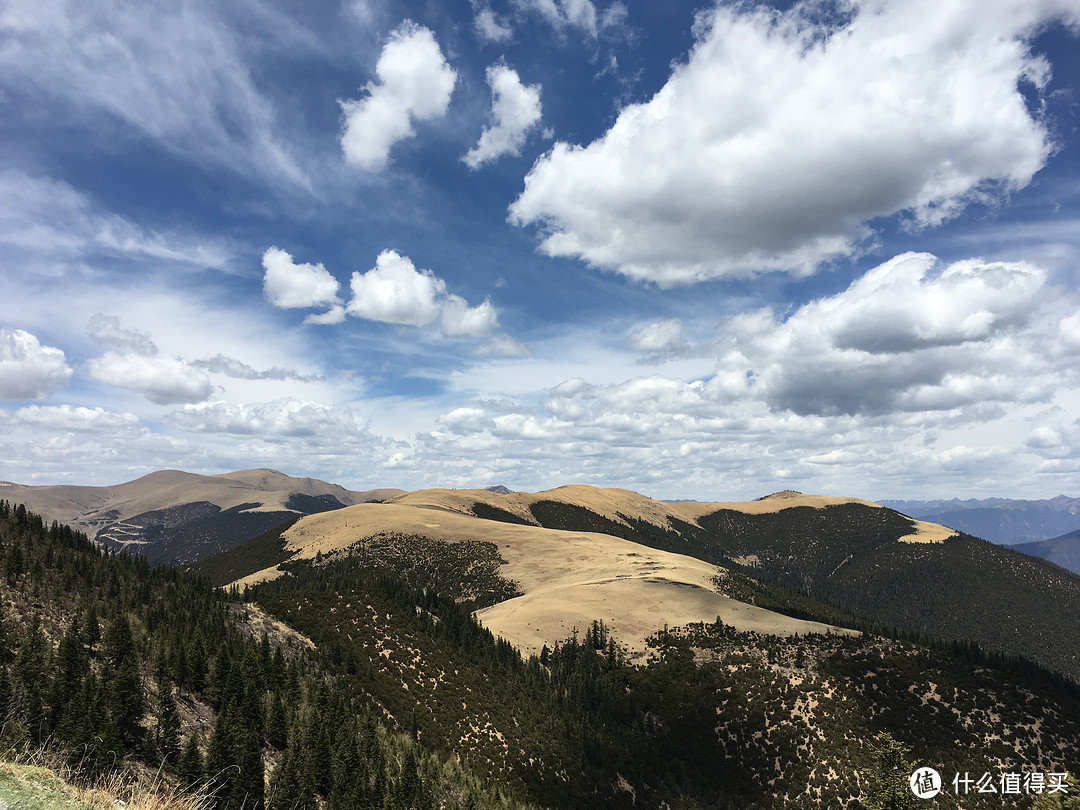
[2,499,1080,809]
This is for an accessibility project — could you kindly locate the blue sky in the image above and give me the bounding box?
[2,0,1079,501]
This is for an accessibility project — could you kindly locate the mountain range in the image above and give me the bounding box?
[880,495,1080,544]
[0,469,400,565]
[3,470,1079,808]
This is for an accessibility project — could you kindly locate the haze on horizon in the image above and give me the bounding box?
[1,0,1079,502]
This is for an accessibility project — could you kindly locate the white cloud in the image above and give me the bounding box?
[464,65,542,168]
[410,249,1079,498]
[509,0,1076,285]
[473,5,513,43]
[347,250,499,338]
[5,404,144,434]
[339,21,457,171]
[0,170,235,272]
[441,295,499,337]
[88,352,215,405]
[348,249,447,326]
[262,247,342,310]
[629,318,685,353]
[0,329,73,400]
[189,354,324,383]
[477,335,532,356]
[720,253,1054,416]
[516,0,599,36]
[1051,311,1080,357]
[800,253,1045,353]
[86,313,158,356]
[0,1,309,189]
[166,398,368,439]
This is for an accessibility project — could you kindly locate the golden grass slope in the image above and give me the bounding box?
[386,485,950,542]
[239,498,854,658]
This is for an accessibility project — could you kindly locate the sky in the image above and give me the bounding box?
[1,0,1079,501]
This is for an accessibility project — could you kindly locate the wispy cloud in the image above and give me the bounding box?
[0,0,311,190]
[0,171,237,274]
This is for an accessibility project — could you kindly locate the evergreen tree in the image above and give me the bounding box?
[13,617,48,742]
[177,733,205,789]
[205,708,237,809]
[50,615,87,739]
[231,728,265,810]
[266,691,289,750]
[155,675,182,767]
[102,613,144,749]
[862,732,919,810]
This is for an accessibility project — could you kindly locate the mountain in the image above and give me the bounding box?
[0,468,401,565]
[4,498,1079,810]
[194,483,1080,683]
[879,495,1080,544]
[1009,528,1080,575]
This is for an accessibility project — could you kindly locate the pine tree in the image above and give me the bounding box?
[51,615,87,740]
[102,613,144,749]
[863,732,919,810]
[266,692,289,750]
[177,733,205,789]
[204,708,236,809]
[13,617,48,742]
[155,675,181,767]
[231,727,265,810]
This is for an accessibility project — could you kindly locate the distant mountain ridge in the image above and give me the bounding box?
[0,468,401,564]
[1008,528,1080,576]
[879,494,1080,545]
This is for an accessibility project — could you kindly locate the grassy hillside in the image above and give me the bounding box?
[514,498,1080,683]
[5,498,1080,808]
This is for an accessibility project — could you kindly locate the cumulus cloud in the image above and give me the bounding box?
[262,247,342,311]
[509,0,1075,285]
[347,250,499,338]
[629,318,685,353]
[463,65,542,168]
[5,404,144,433]
[0,329,74,400]
[441,295,499,338]
[718,253,1052,416]
[348,249,447,326]
[166,398,368,438]
[1051,311,1080,357]
[88,352,215,405]
[86,313,158,355]
[412,249,1079,497]
[340,22,457,171]
[473,3,513,42]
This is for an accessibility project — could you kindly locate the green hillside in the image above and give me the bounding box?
[4,498,1079,809]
